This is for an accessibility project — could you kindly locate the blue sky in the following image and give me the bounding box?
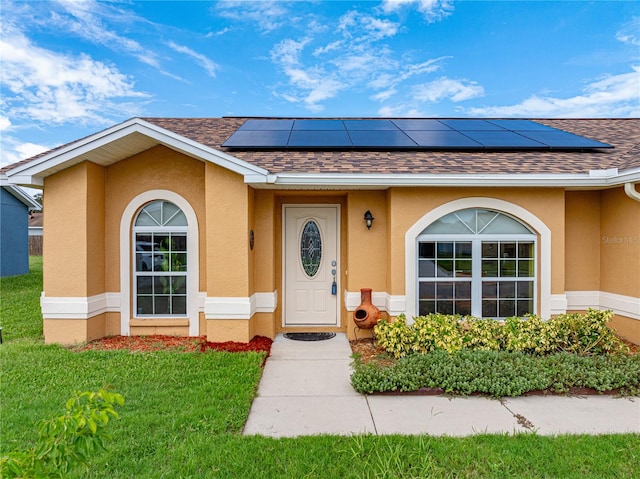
[1,0,639,168]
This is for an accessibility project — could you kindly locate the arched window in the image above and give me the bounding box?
[417,208,536,319]
[133,200,188,316]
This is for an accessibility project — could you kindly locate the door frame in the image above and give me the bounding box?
[281,204,341,328]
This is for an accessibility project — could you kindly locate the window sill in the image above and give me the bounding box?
[130,318,189,327]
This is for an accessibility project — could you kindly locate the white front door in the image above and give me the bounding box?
[283,205,339,327]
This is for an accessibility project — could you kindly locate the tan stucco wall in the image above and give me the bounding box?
[205,163,249,297]
[43,162,105,296]
[600,187,640,298]
[609,314,640,344]
[45,149,638,345]
[253,190,276,294]
[43,315,105,345]
[105,145,207,293]
[346,191,388,293]
[565,191,601,291]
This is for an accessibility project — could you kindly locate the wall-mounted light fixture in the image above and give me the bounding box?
[364,210,374,230]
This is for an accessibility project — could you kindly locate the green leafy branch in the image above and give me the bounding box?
[1,389,124,478]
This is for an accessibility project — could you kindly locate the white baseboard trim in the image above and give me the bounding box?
[42,291,277,321]
[41,292,120,320]
[565,291,640,320]
[344,290,406,317]
[204,291,278,320]
[549,294,568,316]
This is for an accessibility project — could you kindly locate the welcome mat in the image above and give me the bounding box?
[283,332,336,341]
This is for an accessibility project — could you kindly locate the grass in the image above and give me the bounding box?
[0,256,43,341]
[1,258,639,478]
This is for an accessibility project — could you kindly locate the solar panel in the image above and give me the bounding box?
[293,120,345,130]
[404,130,483,148]
[343,119,398,130]
[238,119,294,131]
[222,129,290,147]
[462,131,546,148]
[349,130,417,147]
[517,130,612,149]
[288,130,352,147]
[391,119,453,130]
[440,120,505,131]
[487,120,556,131]
[222,118,613,150]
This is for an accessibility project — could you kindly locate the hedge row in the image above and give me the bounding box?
[374,309,629,358]
[350,350,640,397]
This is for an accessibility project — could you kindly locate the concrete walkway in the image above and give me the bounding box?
[243,333,640,438]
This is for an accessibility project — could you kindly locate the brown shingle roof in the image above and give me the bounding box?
[142,117,640,175]
[3,118,639,177]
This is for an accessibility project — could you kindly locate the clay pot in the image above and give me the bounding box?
[353,288,381,329]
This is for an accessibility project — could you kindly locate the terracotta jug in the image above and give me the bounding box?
[353,288,381,329]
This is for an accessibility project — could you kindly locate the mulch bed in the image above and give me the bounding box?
[76,335,272,356]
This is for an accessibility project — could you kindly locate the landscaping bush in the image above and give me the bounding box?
[374,309,629,358]
[351,350,640,397]
[0,389,123,478]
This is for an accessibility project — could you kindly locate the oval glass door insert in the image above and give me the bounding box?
[300,220,322,277]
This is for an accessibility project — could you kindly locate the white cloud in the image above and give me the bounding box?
[381,0,454,23]
[0,27,147,125]
[616,17,640,48]
[413,77,484,103]
[0,135,51,168]
[0,116,11,131]
[271,38,347,111]
[271,9,447,111]
[53,0,168,72]
[167,41,218,78]
[378,104,425,117]
[466,67,640,118]
[215,1,290,33]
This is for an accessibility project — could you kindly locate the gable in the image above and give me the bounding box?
[3,118,267,187]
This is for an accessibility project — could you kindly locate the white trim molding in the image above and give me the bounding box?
[344,290,406,317]
[404,198,552,321]
[120,190,200,336]
[204,291,278,320]
[565,291,640,320]
[41,292,120,319]
[550,294,568,316]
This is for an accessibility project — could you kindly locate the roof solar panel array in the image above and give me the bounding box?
[222,119,613,150]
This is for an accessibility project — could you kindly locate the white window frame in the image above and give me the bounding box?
[120,190,199,336]
[133,211,188,317]
[416,233,537,319]
[405,198,551,322]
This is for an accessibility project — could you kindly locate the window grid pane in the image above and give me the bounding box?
[134,202,188,318]
[418,211,536,319]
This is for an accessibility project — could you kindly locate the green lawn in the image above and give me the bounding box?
[1,259,639,478]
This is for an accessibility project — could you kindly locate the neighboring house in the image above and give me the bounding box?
[4,117,639,345]
[0,174,41,276]
[28,212,43,256]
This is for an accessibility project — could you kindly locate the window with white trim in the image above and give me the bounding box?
[133,201,187,316]
[417,208,536,319]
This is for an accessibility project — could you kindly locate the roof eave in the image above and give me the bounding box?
[0,174,41,209]
[5,118,269,187]
[246,167,640,189]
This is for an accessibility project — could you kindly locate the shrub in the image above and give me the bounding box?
[0,389,124,478]
[351,350,640,397]
[374,309,628,358]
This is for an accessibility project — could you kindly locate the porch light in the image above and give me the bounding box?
[364,210,374,230]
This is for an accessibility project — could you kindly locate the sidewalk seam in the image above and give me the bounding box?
[365,396,379,435]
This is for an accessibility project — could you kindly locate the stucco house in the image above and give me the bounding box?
[4,117,639,345]
[0,174,41,277]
